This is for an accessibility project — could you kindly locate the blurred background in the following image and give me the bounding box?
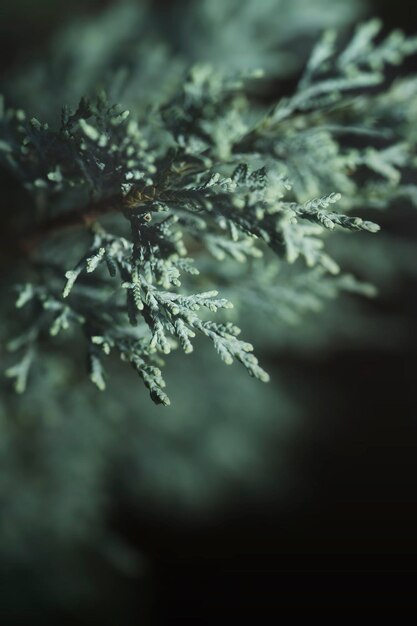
[0,0,416,622]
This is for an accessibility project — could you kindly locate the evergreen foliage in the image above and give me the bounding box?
[1,1,417,619]
[1,11,416,405]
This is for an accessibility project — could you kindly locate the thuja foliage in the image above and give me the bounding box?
[1,14,417,406]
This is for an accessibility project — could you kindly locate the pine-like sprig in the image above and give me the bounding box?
[1,18,417,404]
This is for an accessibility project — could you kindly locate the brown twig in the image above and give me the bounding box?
[18,196,124,256]
[18,185,161,256]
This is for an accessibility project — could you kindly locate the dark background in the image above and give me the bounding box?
[0,0,416,621]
